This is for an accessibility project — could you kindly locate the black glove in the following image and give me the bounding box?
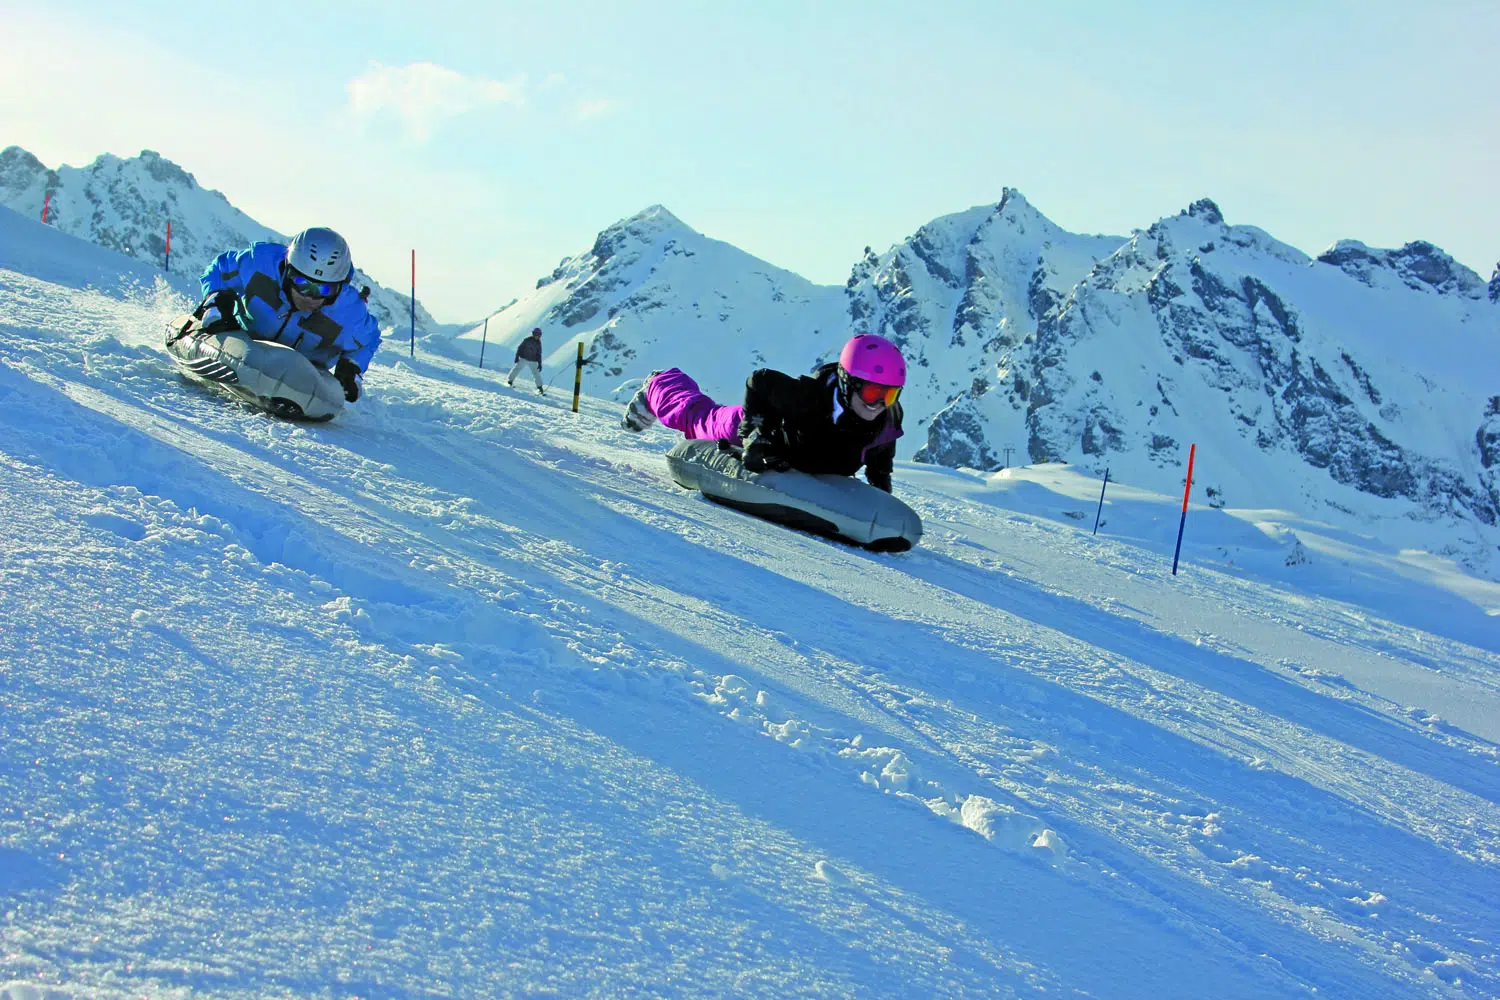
[741,431,791,473]
[334,359,363,403]
[194,289,242,334]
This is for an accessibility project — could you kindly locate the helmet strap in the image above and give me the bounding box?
[834,365,853,407]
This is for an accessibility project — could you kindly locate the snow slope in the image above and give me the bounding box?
[3,208,1500,999]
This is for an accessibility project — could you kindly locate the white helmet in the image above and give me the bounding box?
[286,227,352,282]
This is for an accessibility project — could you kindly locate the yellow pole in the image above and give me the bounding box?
[572,341,584,413]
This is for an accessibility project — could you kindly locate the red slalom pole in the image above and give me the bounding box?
[41,192,51,224]
[1171,444,1197,575]
[165,220,172,272]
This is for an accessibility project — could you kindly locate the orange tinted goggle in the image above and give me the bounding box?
[850,377,900,407]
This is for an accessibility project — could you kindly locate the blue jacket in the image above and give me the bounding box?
[201,242,382,372]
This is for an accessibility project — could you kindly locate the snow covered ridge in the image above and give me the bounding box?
[0,146,440,342]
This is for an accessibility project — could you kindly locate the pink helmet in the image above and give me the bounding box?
[839,334,906,386]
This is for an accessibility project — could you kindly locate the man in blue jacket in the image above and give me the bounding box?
[196,227,381,403]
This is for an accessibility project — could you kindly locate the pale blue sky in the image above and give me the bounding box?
[2,0,1495,321]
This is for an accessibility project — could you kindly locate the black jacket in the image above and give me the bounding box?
[742,363,903,491]
[515,334,542,362]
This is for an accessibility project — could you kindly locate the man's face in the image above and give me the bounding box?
[287,269,338,312]
[289,286,328,312]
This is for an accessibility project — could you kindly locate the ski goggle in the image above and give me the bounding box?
[287,270,340,299]
[848,376,901,407]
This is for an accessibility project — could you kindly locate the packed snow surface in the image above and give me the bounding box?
[2,208,1498,998]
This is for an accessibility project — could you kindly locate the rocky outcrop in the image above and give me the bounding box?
[1479,397,1500,523]
[1318,239,1488,298]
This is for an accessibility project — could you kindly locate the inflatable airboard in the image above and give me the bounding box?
[166,318,345,422]
[666,438,922,552]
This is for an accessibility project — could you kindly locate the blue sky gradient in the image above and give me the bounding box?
[2,0,1495,320]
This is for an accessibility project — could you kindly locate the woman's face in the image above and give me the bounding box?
[847,393,887,421]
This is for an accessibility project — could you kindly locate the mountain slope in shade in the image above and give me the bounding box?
[442,206,850,404]
[0,146,441,340]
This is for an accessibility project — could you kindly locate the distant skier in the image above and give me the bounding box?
[187,227,381,405]
[508,327,546,394]
[621,334,905,492]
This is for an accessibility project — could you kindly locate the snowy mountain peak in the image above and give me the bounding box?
[461,205,850,399]
[135,148,204,192]
[1145,198,1227,247]
[849,193,1127,470]
[621,202,686,229]
[993,186,1030,214]
[536,204,700,293]
[1184,197,1225,225]
[1135,199,1310,271]
[0,145,54,201]
[591,204,694,265]
[1318,238,1489,298]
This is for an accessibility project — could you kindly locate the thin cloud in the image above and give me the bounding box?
[576,99,622,122]
[348,62,523,141]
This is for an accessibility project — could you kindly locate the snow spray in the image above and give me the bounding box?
[1171,444,1196,575]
